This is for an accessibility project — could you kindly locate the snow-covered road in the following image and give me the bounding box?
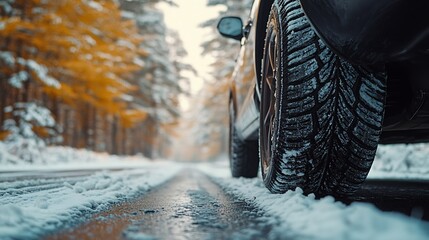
[0,162,183,239]
[47,170,273,240]
[1,144,429,239]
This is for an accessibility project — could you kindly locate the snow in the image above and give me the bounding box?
[0,166,182,239]
[8,71,29,88]
[84,35,96,46]
[124,231,158,240]
[117,39,135,50]
[0,142,21,165]
[133,56,145,67]
[16,58,61,88]
[1,145,165,170]
[2,103,57,164]
[121,93,134,102]
[87,1,104,12]
[0,51,15,66]
[0,147,183,240]
[197,144,429,240]
[203,176,429,240]
[1,141,429,239]
[0,0,13,15]
[0,56,61,89]
[121,10,135,20]
[370,144,429,178]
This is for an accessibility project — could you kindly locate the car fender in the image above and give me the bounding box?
[299,0,429,65]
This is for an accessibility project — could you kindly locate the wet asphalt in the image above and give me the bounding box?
[36,168,429,239]
[46,170,273,240]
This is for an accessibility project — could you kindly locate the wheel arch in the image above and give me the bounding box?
[299,0,429,65]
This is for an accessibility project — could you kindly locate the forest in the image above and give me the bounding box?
[0,0,252,162]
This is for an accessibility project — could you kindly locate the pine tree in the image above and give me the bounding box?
[0,0,146,155]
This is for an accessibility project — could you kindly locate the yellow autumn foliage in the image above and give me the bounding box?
[0,0,147,126]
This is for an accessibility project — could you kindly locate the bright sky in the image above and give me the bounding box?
[159,0,224,95]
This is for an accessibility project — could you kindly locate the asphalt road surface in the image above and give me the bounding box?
[41,169,429,239]
[46,170,273,240]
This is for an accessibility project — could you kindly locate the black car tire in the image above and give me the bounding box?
[259,0,386,196]
[229,100,259,178]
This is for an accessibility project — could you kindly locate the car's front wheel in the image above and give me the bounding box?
[260,0,387,196]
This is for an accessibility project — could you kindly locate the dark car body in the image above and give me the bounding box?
[229,0,429,145]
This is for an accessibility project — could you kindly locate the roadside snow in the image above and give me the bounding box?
[369,144,429,179]
[206,175,429,240]
[0,145,161,171]
[0,146,183,240]
[197,143,429,240]
[0,142,21,165]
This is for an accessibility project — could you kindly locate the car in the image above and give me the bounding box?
[217,0,429,197]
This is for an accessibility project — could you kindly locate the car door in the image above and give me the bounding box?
[232,0,262,140]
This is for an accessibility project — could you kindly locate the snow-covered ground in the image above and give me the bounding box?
[0,167,183,239]
[370,144,429,179]
[196,144,429,240]
[197,160,429,240]
[0,146,183,240]
[0,144,160,171]
[1,143,429,239]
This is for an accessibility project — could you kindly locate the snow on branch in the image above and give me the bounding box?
[0,51,61,89]
[0,0,13,15]
[17,58,61,89]
[0,51,15,66]
[8,71,29,88]
[4,102,56,140]
[87,0,104,11]
[3,103,58,163]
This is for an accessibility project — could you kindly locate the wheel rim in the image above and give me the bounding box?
[260,27,279,176]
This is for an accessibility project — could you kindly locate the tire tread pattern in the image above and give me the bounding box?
[264,0,386,196]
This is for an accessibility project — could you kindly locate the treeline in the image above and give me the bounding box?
[0,0,190,159]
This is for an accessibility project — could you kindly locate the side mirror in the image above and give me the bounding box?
[217,16,243,41]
